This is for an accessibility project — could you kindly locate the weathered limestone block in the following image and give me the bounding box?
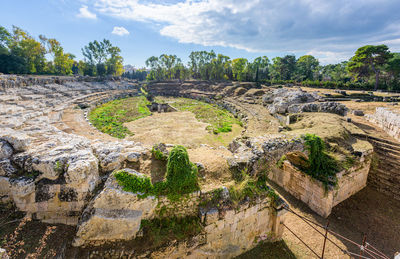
[194,198,285,258]
[0,141,13,159]
[0,159,17,176]
[0,177,11,202]
[65,150,99,190]
[366,107,400,141]
[268,154,372,217]
[10,178,35,211]
[0,128,32,152]
[74,169,158,246]
[73,208,142,247]
[92,170,157,218]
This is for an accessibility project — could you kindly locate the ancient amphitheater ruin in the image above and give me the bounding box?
[1,75,400,258]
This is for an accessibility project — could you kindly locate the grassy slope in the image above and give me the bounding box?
[158,97,242,134]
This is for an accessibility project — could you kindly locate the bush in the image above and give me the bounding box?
[114,145,199,200]
[302,134,338,187]
[165,145,199,195]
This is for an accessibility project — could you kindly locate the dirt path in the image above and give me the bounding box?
[226,98,280,137]
[57,107,116,141]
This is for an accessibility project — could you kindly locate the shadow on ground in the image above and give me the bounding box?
[240,181,400,258]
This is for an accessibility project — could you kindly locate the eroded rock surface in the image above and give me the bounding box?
[263,88,348,116]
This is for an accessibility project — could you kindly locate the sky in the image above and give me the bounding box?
[1,0,400,67]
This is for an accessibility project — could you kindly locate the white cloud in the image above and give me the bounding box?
[77,5,97,19]
[90,0,400,63]
[112,26,130,36]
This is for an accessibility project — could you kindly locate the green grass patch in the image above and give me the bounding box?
[88,96,151,138]
[163,97,242,134]
[114,145,199,201]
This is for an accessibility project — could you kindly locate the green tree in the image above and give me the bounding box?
[252,56,270,82]
[145,56,163,80]
[296,55,319,80]
[270,55,296,80]
[385,53,400,90]
[8,26,47,74]
[40,36,75,75]
[106,46,124,76]
[232,58,248,81]
[347,45,393,90]
[82,39,123,76]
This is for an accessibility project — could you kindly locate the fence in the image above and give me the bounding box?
[282,204,390,259]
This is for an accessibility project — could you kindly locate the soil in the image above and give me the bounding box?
[240,183,400,259]
[124,111,242,148]
[57,107,115,141]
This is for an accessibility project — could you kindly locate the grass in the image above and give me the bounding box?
[158,97,242,134]
[88,96,151,138]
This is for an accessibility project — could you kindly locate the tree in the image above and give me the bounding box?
[385,53,400,90]
[145,56,162,80]
[159,54,180,79]
[7,26,47,74]
[270,55,296,81]
[347,45,393,90]
[40,36,75,75]
[82,39,123,76]
[106,46,123,76]
[232,58,248,81]
[252,56,270,82]
[296,55,319,81]
[0,26,11,55]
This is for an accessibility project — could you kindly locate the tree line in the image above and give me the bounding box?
[0,25,123,76]
[140,46,400,91]
[1,25,399,91]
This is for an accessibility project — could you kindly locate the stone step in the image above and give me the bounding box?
[353,133,400,148]
[375,149,400,162]
[374,145,400,157]
[370,140,400,152]
[370,169,400,182]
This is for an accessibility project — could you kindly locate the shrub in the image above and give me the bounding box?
[114,145,199,200]
[165,145,199,195]
[302,134,338,187]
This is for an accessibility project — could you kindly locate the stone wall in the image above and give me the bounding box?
[366,107,400,141]
[0,76,147,225]
[72,169,286,258]
[268,153,372,217]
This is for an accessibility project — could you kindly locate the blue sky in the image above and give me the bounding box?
[1,0,400,67]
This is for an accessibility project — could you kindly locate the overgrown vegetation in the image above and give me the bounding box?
[165,97,242,134]
[139,216,202,248]
[151,145,168,161]
[301,134,339,187]
[89,96,151,138]
[114,145,199,200]
[228,171,279,207]
[276,155,287,169]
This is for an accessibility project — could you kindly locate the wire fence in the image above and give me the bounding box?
[282,205,390,259]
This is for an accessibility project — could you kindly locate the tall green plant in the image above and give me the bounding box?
[303,134,338,187]
[166,145,199,194]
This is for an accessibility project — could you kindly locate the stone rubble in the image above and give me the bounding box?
[263,88,348,116]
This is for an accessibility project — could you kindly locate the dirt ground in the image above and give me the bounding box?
[239,184,400,259]
[124,111,242,148]
[57,107,115,141]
